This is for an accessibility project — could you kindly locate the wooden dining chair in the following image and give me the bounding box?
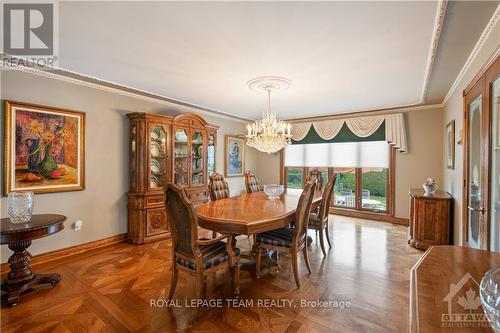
[165,184,240,322]
[308,169,324,190]
[244,170,261,193]
[308,175,336,257]
[254,180,317,288]
[208,172,230,201]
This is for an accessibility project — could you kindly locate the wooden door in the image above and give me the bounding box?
[463,55,499,250]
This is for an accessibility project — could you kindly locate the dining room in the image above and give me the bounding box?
[1,1,500,332]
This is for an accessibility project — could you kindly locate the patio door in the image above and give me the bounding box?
[463,56,499,250]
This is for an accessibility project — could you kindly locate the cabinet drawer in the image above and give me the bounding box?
[147,209,168,236]
[146,195,164,207]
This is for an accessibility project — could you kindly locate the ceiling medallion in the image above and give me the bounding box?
[246,76,292,154]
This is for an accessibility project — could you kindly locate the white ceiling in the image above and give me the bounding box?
[52,1,495,120]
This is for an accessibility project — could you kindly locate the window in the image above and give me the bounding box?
[286,167,304,189]
[282,141,394,216]
[333,168,356,208]
[361,168,387,211]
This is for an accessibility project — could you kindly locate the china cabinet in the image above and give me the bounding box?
[172,114,218,205]
[126,112,217,244]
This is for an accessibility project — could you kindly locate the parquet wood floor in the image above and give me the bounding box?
[1,216,423,333]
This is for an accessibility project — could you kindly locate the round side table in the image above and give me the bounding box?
[1,214,66,306]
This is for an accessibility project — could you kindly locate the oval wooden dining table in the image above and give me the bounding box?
[196,189,322,275]
[196,189,322,235]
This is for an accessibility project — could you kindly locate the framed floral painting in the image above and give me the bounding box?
[224,135,245,177]
[4,101,85,194]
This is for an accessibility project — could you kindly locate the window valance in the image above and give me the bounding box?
[290,113,407,152]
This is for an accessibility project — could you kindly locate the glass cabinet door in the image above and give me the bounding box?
[467,95,483,249]
[174,128,189,186]
[149,125,168,189]
[191,130,205,185]
[207,132,216,177]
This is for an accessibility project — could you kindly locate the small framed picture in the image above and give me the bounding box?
[224,135,245,177]
[4,101,86,194]
[446,120,455,170]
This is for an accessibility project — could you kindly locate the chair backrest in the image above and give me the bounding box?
[165,184,200,260]
[209,172,230,201]
[245,171,260,193]
[318,175,337,222]
[293,180,317,245]
[308,169,324,190]
[362,189,370,199]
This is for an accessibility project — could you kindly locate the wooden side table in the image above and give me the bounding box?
[1,214,66,306]
[408,189,452,250]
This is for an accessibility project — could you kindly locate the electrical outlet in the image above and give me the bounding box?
[74,220,83,231]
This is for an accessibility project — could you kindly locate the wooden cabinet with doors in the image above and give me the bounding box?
[408,188,453,250]
[127,113,172,244]
[126,112,218,244]
[463,54,499,251]
[172,114,219,205]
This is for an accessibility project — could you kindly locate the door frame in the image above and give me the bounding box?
[462,54,499,249]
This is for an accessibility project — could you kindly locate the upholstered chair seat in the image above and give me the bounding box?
[256,228,306,248]
[176,241,241,271]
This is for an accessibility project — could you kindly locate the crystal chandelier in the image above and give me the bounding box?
[246,76,292,154]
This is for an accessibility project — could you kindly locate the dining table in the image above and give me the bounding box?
[196,188,323,274]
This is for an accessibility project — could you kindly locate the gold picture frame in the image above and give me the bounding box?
[446,120,455,170]
[4,100,86,194]
[224,135,245,177]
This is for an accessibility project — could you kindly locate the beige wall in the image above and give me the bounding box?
[255,107,445,220]
[443,23,500,245]
[395,108,444,218]
[0,70,257,262]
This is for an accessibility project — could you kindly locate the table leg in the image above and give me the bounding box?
[1,240,60,306]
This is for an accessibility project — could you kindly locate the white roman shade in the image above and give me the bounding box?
[284,141,390,168]
[290,112,408,153]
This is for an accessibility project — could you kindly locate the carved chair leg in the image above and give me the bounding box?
[303,247,312,274]
[167,265,179,300]
[255,247,262,278]
[192,273,205,323]
[318,228,327,257]
[325,223,332,248]
[291,250,301,288]
[233,262,240,296]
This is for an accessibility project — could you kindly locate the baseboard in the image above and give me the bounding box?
[1,233,126,273]
[330,208,409,226]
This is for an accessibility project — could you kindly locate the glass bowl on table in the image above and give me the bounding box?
[263,184,285,199]
[480,267,500,332]
[8,191,34,224]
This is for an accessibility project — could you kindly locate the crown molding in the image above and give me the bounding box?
[0,55,251,123]
[285,102,444,123]
[442,3,500,105]
[420,0,448,104]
